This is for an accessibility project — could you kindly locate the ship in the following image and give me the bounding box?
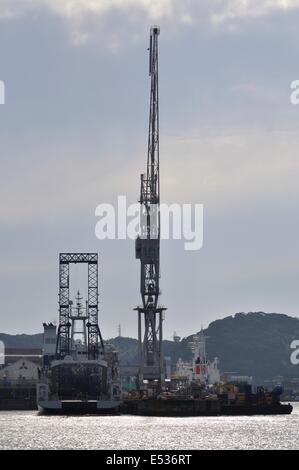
[121,383,293,417]
[173,329,221,386]
[37,253,121,415]
[121,397,292,417]
[37,354,121,415]
[37,27,293,418]
[121,329,293,416]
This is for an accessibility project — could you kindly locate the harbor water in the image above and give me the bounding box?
[0,403,298,450]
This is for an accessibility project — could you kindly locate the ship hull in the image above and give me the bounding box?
[220,403,293,416]
[38,400,121,415]
[121,399,293,417]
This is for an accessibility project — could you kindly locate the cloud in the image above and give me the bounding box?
[2,125,298,230]
[1,0,299,47]
[1,0,298,20]
[211,0,299,25]
[1,0,299,336]
[163,126,299,215]
[0,133,139,228]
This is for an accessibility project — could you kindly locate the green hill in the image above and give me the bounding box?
[1,312,299,381]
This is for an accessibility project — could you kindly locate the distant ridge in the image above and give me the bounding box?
[1,312,299,381]
[0,333,43,349]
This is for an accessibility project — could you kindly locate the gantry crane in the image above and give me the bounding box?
[56,253,104,360]
[135,26,166,389]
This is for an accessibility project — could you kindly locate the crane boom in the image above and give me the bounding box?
[135,26,166,389]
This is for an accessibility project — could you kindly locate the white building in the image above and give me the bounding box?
[0,358,39,382]
[43,323,57,356]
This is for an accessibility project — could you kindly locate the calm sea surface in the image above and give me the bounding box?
[0,403,298,450]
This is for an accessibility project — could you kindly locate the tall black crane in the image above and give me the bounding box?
[135,26,166,389]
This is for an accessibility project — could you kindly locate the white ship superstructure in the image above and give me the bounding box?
[175,329,220,385]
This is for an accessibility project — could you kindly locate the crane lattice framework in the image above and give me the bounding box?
[56,253,104,360]
[135,26,166,387]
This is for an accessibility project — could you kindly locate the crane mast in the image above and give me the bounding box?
[135,26,166,389]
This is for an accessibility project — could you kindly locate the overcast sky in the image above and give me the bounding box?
[1,0,299,339]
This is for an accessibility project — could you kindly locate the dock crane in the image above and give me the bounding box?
[135,26,166,390]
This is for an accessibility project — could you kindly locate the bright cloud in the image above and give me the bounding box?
[1,0,299,45]
[211,0,299,24]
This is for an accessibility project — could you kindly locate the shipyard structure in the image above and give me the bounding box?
[35,26,292,416]
[37,253,121,414]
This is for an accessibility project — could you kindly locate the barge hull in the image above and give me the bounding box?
[121,399,293,417]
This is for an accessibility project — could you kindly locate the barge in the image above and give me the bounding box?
[121,398,292,417]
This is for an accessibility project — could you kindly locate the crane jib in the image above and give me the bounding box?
[135,26,166,389]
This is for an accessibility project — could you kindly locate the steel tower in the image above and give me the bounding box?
[56,253,104,360]
[135,26,166,387]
